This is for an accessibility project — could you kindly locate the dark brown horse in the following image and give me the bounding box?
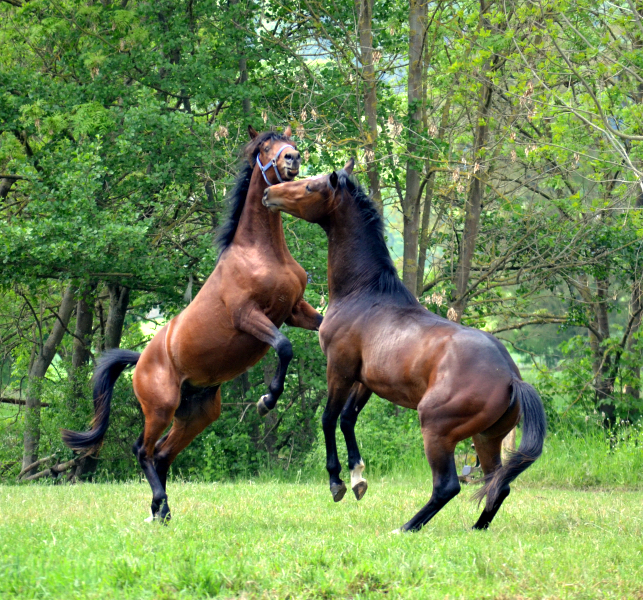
[262,160,546,532]
[63,126,322,521]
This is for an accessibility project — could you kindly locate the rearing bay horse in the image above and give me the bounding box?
[262,160,546,532]
[63,126,322,521]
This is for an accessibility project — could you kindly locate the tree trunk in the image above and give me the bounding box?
[593,277,616,423]
[624,279,642,410]
[22,285,76,473]
[104,284,130,350]
[417,95,453,295]
[416,174,434,295]
[70,285,98,479]
[70,285,96,407]
[0,176,18,199]
[72,288,95,373]
[451,70,494,321]
[402,0,427,293]
[356,0,381,210]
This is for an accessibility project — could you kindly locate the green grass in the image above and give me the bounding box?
[1,478,642,599]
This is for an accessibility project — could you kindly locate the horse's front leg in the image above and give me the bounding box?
[286,299,323,331]
[236,306,293,416]
[322,377,354,502]
[340,383,372,500]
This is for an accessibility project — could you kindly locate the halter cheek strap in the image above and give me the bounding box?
[256,144,296,186]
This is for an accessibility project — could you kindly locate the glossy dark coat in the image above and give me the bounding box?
[263,160,546,531]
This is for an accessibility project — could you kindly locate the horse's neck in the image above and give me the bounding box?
[325,202,388,299]
[234,166,290,260]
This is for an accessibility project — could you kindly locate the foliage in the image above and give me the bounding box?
[2,0,643,483]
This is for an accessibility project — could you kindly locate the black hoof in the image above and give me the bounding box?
[257,395,271,416]
[352,480,368,501]
[330,481,347,503]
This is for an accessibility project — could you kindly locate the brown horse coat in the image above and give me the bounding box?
[263,160,546,532]
[63,127,322,521]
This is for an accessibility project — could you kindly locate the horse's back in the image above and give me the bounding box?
[324,299,515,416]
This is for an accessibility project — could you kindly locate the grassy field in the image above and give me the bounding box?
[1,475,643,600]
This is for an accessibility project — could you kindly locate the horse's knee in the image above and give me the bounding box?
[276,336,293,362]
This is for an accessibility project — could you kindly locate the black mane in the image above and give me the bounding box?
[215,131,294,254]
[337,172,417,305]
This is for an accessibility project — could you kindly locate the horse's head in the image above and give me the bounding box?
[262,158,355,222]
[247,125,301,185]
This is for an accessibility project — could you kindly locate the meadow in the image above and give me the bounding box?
[1,432,643,600]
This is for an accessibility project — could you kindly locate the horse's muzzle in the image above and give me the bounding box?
[283,167,299,180]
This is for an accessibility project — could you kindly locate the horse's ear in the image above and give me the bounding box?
[248,125,259,139]
[329,171,339,189]
[344,158,355,175]
[284,125,292,138]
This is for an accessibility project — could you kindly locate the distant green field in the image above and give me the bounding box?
[1,478,642,599]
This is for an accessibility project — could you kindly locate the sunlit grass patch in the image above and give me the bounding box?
[1,480,642,599]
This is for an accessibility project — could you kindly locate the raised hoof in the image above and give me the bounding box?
[330,482,347,503]
[257,395,271,417]
[352,480,368,501]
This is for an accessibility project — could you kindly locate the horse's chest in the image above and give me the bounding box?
[263,269,303,313]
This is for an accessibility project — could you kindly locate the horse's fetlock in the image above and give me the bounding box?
[268,382,283,398]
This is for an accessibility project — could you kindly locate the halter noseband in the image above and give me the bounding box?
[256,144,297,186]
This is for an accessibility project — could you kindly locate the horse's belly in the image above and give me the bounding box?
[359,337,431,409]
[168,307,272,386]
[177,333,270,386]
[361,372,422,410]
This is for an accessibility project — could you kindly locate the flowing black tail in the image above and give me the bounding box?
[474,378,547,507]
[61,349,140,451]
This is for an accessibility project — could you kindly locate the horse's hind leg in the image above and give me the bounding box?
[154,387,222,494]
[471,434,509,530]
[339,383,372,500]
[131,355,181,522]
[399,401,461,532]
[134,405,176,522]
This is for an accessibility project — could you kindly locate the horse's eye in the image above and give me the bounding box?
[305,185,311,193]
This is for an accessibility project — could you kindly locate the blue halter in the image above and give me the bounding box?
[256,144,297,186]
